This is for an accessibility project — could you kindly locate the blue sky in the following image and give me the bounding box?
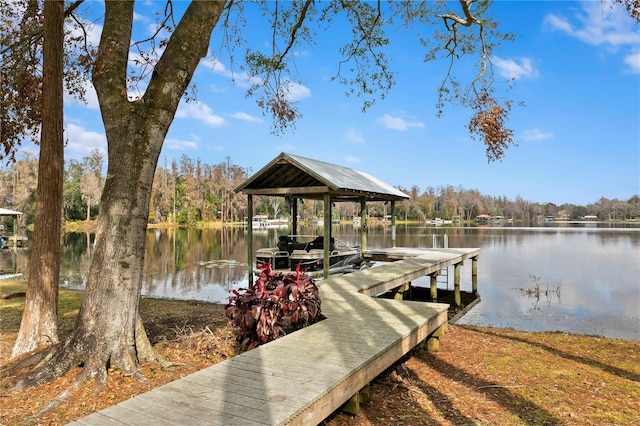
[26,1,640,206]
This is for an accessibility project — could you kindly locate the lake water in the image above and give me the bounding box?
[2,223,638,341]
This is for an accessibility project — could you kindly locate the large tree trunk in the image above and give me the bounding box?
[18,0,227,389]
[11,0,64,359]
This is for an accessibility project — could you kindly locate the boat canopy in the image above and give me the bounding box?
[235,152,409,202]
[0,208,23,216]
[235,153,408,281]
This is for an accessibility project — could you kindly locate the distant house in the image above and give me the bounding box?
[475,214,490,224]
[583,215,598,220]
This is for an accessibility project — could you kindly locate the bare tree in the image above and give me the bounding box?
[7,155,38,219]
[79,172,100,221]
[459,189,482,221]
[267,196,283,219]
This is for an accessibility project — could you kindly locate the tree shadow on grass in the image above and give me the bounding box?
[409,351,563,425]
[465,326,640,383]
[399,368,478,425]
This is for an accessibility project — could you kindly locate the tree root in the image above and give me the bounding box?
[0,291,26,299]
[160,360,191,369]
[0,346,54,375]
[14,344,75,391]
[34,379,81,419]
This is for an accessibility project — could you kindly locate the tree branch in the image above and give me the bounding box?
[276,0,313,63]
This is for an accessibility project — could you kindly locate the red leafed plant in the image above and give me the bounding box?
[225,263,322,350]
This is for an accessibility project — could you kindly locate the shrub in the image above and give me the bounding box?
[225,264,322,350]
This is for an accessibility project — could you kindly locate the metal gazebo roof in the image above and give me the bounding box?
[0,208,23,216]
[235,153,409,202]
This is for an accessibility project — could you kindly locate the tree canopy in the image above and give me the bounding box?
[0,0,90,162]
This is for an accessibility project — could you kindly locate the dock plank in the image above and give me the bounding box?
[67,248,476,426]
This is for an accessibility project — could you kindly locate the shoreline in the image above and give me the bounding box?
[2,279,639,425]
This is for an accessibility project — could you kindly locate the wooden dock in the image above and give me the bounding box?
[362,247,481,305]
[1,235,27,248]
[68,248,479,426]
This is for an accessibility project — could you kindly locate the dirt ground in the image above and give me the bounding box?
[1,289,639,426]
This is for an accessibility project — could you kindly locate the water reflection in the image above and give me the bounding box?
[453,227,640,341]
[1,223,638,340]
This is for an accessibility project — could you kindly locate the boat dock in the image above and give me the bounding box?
[363,247,480,306]
[1,235,27,248]
[69,247,479,426]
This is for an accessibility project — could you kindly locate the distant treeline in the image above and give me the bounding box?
[1,152,638,229]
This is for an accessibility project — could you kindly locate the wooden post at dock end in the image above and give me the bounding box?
[426,321,447,352]
[394,282,411,300]
[472,255,479,295]
[454,262,461,307]
[341,383,371,415]
[430,272,439,301]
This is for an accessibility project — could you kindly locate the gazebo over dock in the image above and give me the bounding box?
[74,156,481,426]
[235,152,409,279]
[0,207,24,250]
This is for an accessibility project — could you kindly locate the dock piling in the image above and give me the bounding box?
[454,262,462,306]
[472,255,479,295]
[426,322,447,352]
[430,272,439,301]
[342,384,371,415]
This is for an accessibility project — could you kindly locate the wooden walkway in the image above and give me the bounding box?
[68,248,479,426]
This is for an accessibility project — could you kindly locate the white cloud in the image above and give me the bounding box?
[492,57,539,80]
[65,79,100,109]
[133,11,149,23]
[67,16,102,48]
[292,49,310,58]
[543,1,640,73]
[623,51,640,74]
[164,137,199,151]
[202,56,261,88]
[521,128,554,142]
[202,58,229,74]
[64,123,107,160]
[346,127,365,144]
[176,101,226,127]
[544,14,573,34]
[344,156,361,163]
[201,56,312,100]
[377,113,424,131]
[281,80,311,102]
[229,112,262,123]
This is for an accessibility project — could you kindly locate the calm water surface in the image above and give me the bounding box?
[2,223,638,340]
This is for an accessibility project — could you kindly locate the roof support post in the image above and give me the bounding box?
[292,197,299,241]
[359,198,368,252]
[12,216,17,251]
[323,193,331,279]
[391,201,397,248]
[247,194,254,286]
